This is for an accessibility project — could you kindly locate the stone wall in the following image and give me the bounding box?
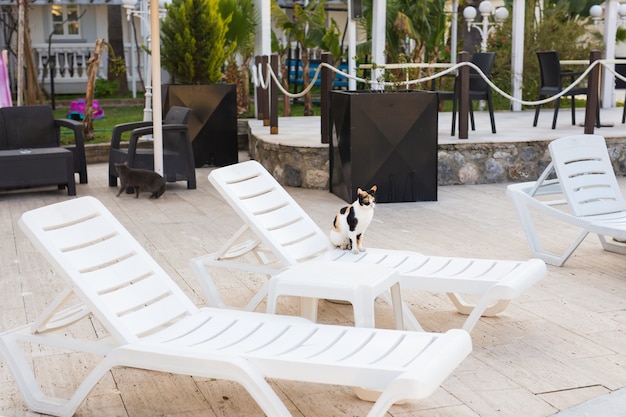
[86,132,626,189]
[249,133,626,189]
[438,138,626,185]
[249,134,330,189]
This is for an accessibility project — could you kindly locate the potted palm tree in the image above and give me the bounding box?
[160,0,238,167]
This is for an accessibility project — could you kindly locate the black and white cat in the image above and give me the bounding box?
[329,185,377,254]
[115,163,166,199]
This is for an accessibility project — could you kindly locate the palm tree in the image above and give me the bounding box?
[220,0,256,115]
[272,0,333,116]
[270,22,293,117]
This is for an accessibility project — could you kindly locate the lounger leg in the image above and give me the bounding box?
[598,235,626,255]
[0,331,112,417]
[245,281,270,312]
[446,293,511,317]
[508,188,590,266]
[378,292,424,332]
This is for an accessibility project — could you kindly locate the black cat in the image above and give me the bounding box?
[115,163,166,199]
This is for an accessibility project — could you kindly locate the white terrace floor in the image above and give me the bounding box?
[1,110,626,417]
[249,105,626,147]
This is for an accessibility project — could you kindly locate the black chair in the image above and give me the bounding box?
[533,51,598,129]
[431,76,458,136]
[108,106,196,189]
[467,52,497,134]
[433,52,496,135]
[0,105,88,184]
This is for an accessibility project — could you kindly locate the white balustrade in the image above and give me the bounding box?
[31,43,140,94]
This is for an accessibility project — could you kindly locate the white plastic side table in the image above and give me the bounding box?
[267,261,404,329]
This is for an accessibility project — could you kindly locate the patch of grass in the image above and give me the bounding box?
[54,106,144,144]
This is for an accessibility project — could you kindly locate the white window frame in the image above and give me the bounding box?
[51,4,81,39]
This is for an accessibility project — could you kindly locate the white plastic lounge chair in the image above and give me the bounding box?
[507,134,626,266]
[0,196,472,417]
[190,160,546,333]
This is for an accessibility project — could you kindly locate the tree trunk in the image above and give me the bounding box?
[280,54,291,117]
[84,39,104,142]
[301,47,313,116]
[107,5,129,95]
[22,8,44,105]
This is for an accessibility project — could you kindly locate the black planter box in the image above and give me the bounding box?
[162,84,238,167]
[330,90,438,203]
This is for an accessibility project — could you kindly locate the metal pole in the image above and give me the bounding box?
[17,0,24,106]
[511,0,525,111]
[151,0,163,176]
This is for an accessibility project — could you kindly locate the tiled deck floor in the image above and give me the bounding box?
[0,149,625,416]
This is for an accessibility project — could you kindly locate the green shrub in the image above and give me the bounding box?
[95,78,120,97]
[161,0,235,84]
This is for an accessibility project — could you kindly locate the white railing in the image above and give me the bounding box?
[31,43,143,94]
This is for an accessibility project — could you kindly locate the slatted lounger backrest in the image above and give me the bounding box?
[18,196,199,343]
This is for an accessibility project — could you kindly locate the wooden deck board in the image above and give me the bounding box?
[0,161,624,417]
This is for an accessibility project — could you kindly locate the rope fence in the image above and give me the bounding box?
[255,58,626,106]
[252,50,624,139]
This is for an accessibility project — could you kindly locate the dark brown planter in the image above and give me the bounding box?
[330,90,438,203]
[162,84,238,167]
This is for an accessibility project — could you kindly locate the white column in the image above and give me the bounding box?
[348,1,357,90]
[17,0,23,106]
[511,0,525,111]
[255,0,271,56]
[151,0,163,176]
[371,0,386,90]
[450,0,458,65]
[601,0,619,108]
[254,0,271,119]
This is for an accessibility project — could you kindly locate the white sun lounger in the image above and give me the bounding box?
[190,160,546,333]
[0,196,471,417]
[507,134,626,266]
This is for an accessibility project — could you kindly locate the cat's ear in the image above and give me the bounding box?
[357,188,363,194]
[370,185,377,193]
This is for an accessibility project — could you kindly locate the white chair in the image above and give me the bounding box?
[190,160,546,333]
[0,196,471,417]
[507,134,626,266]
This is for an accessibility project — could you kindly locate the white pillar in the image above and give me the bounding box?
[451,0,458,65]
[511,0,525,111]
[348,1,357,90]
[254,0,271,119]
[17,0,23,106]
[601,0,618,108]
[255,0,271,57]
[371,0,386,90]
[151,0,163,175]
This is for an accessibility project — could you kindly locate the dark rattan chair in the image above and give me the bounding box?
[467,52,497,134]
[433,52,496,135]
[533,51,599,129]
[108,106,196,189]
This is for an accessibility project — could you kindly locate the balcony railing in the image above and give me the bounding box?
[31,43,145,95]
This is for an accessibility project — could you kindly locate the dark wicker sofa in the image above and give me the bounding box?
[0,105,87,195]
